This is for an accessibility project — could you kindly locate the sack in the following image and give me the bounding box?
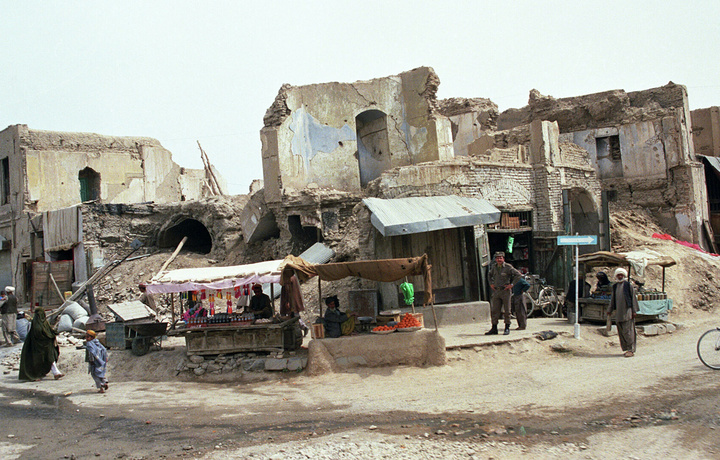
[400,282,414,306]
[57,314,74,332]
[535,330,558,341]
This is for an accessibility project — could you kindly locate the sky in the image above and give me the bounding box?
[3,1,719,195]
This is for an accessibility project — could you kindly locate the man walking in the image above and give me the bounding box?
[607,267,639,357]
[1,286,20,346]
[486,252,522,335]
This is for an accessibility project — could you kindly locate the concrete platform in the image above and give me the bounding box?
[306,329,446,375]
[412,301,490,328]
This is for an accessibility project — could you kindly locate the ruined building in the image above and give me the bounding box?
[0,124,229,303]
[247,67,711,308]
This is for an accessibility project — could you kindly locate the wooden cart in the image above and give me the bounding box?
[575,251,676,323]
[168,317,301,356]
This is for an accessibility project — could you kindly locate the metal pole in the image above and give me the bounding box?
[574,244,580,339]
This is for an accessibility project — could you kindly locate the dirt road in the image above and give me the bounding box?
[2,308,720,459]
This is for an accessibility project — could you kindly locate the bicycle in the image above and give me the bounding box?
[697,327,720,369]
[521,274,560,317]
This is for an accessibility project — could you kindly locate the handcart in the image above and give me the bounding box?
[126,321,168,356]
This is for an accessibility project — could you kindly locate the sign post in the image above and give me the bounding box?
[557,235,598,338]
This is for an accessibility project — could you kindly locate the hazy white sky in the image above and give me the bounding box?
[3,1,719,195]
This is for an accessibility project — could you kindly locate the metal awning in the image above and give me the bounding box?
[700,155,720,179]
[363,195,501,237]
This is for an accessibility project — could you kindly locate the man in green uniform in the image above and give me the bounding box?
[486,252,522,335]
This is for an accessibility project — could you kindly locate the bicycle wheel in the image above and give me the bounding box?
[523,292,535,317]
[539,287,559,317]
[697,328,720,370]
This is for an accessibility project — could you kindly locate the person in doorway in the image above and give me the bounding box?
[138,283,157,314]
[486,252,522,335]
[81,330,109,393]
[244,284,273,319]
[19,308,64,381]
[1,286,21,346]
[563,273,591,318]
[322,295,357,338]
[593,271,612,295]
[607,267,639,357]
[512,276,531,330]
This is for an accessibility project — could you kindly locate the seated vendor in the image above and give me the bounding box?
[243,284,273,319]
[593,271,612,294]
[182,301,208,323]
[323,295,357,338]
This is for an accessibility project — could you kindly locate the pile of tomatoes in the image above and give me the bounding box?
[397,313,422,329]
[372,325,395,332]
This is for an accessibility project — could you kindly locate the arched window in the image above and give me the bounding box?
[79,167,101,202]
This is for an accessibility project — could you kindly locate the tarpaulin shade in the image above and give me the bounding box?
[146,259,285,294]
[282,254,433,306]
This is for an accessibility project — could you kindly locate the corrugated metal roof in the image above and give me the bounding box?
[363,196,501,237]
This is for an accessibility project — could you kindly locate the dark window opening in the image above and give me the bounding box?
[48,249,74,262]
[288,215,319,255]
[596,135,621,161]
[1,157,9,205]
[79,167,101,202]
[606,190,618,202]
[158,218,212,254]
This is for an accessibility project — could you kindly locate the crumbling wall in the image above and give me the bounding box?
[437,97,499,157]
[81,196,248,274]
[21,128,186,210]
[692,106,720,157]
[260,67,454,203]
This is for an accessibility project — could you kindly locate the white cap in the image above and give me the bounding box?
[5,286,15,292]
[614,268,628,279]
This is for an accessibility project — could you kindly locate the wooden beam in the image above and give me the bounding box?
[154,236,188,279]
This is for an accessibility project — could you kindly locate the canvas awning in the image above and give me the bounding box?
[146,259,286,294]
[363,195,501,236]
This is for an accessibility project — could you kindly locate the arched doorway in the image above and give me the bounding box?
[157,217,213,254]
[568,188,600,254]
[79,167,101,202]
[356,109,390,187]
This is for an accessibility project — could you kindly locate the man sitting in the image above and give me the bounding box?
[322,295,357,338]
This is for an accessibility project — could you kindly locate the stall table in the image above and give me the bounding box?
[578,297,673,323]
[168,317,301,355]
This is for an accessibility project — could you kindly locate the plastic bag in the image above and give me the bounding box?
[400,282,414,306]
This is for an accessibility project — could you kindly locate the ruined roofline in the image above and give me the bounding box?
[437,97,499,117]
[497,82,689,132]
[24,127,166,152]
[263,66,439,128]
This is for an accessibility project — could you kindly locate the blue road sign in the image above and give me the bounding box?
[557,235,598,246]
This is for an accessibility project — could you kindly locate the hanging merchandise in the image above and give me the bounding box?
[507,235,515,254]
[400,281,415,306]
[234,286,241,298]
[226,292,232,307]
[192,292,197,302]
[201,289,207,300]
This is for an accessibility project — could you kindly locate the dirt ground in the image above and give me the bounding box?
[2,207,720,459]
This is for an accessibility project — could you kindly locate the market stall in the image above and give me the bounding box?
[146,259,303,354]
[575,250,675,323]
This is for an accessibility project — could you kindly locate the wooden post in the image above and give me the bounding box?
[318,276,323,318]
[270,283,275,312]
[171,292,176,330]
[154,236,188,279]
[48,273,66,303]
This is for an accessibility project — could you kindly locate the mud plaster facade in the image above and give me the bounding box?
[494,84,707,245]
[260,67,453,203]
[0,124,225,301]
[692,106,720,157]
[254,70,709,309]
